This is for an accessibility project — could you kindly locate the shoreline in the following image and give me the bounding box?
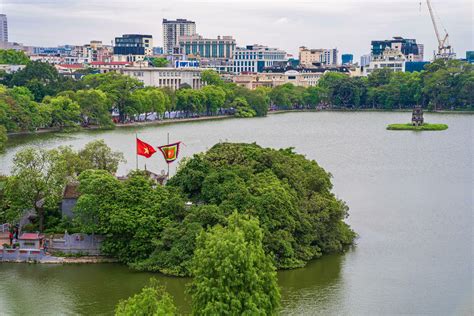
[1,255,118,264]
[6,108,473,138]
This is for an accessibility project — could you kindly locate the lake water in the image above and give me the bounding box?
[0,112,472,315]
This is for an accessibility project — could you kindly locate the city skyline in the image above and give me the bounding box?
[2,0,473,60]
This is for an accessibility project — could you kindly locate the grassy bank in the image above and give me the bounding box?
[387,123,449,131]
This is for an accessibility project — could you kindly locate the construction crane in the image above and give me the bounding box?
[425,0,455,60]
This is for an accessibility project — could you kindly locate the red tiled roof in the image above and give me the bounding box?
[90,61,131,66]
[19,233,44,240]
[63,182,80,199]
[57,64,84,69]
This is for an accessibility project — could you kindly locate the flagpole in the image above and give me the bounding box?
[167,132,170,180]
[135,133,138,171]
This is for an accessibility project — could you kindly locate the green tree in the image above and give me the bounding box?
[0,49,30,65]
[42,95,81,128]
[168,143,356,272]
[132,88,167,120]
[201,70,223,86]
[0,125,6,152]
[269,84,293,109]
[176,88,205,116]
[5,147,67,230]
[115,279,177,316]
[77,139,125,174]
[74,89,113,127]
[149,57,169,68]
[367,68,393,87]
[231,97,256,118]
[75,170,184,263]
[5,61,62,101]
[303,86,322,108]
[189,212,280,315]
[202,85,225,115]
[83,72,143,122]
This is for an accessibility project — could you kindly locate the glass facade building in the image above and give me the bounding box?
[113,34,153,56]
[179,35,235,59]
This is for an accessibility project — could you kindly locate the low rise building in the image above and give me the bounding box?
[231,66,351,89]
[299,46,338,67]
[0,64,26,73]
[121,67,203,90]
[83,40,113,62]
[89,61,132,73]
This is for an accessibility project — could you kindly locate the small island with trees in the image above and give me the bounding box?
[0,141,356,314]
[387,105,448,131]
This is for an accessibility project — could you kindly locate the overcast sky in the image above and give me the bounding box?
[2,0,473,61]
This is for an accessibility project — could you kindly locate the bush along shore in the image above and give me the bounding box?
[387,123,449,131]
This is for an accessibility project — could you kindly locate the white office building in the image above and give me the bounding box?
[363,48,406,76]
[162,19,196,54]
[230,45,287,74]
[121,67,203,90]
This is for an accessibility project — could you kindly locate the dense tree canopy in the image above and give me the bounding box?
[0,60,471,152]
[115,279,177,316]
[5,147,68,231]
[0,49,30,65]
[83,72,143,122]
[163,143,356,272]
[1,140,124,229]
[189,212,280,315]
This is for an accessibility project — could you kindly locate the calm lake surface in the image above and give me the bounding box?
[0,112,472,315]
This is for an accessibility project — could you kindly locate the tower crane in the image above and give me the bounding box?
[425,0,455,60]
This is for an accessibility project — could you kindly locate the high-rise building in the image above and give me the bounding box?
[113,34,153,62]
[0,14,8,42]
[360,54,371,67]
[371,37,423,61]
[179,34,236,59]
[231,44,287,74]
[299,47,338,67]
[341,54,354,65]
[162,19,196,54]
[417,44,424,61]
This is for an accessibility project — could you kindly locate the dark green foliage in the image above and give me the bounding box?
[167,143,356,271]
[3,61,81,102]
[115,279,177,316]
[75,170,186,265]
[231,97,256,118]
[82,72,143,122]
[189,212,280,315]
[149,57,169,68]
[201,70,223,86]
[0,125,6,152]
[0,49,30,65]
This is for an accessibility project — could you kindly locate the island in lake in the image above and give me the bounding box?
[387,106,448,131]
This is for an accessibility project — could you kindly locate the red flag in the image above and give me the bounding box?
[136,138,156,158]
[158,142,181,164]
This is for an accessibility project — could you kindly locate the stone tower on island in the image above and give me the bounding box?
[412,105,424,126]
